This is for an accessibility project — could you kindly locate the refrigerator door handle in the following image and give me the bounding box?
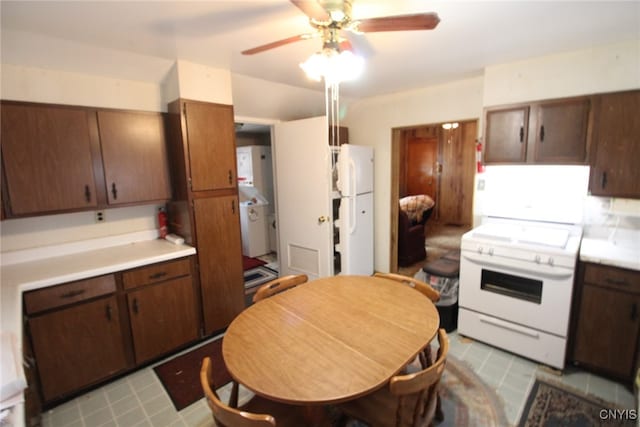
[349,197,357,234]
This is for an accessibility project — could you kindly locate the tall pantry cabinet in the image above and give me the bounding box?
[166,99,245,335]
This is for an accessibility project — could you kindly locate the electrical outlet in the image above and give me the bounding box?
[95,210,105,223]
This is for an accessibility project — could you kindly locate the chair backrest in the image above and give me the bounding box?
[389,329,449,427]
[374,272,440,303]
[200,357,276,427]
[252,274,308,303]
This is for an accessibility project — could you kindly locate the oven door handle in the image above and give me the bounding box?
[479,314,540,338]
[461,252,573,280]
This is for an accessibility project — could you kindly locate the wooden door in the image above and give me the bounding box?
[405,137,438,200]
[1,103,98,215]
[438,121,476,225]
[273,116,333,279]
[184,101,236,191]
[29,296,127,402]
[573,285,640,379]
[195,195,245,334]
[127,276,199,363]
[484,106,529,163]
[589,90,640,198]
[533,98,590,164]
[98,110,171,205]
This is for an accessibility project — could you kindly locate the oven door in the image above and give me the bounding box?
[458,251,575,337]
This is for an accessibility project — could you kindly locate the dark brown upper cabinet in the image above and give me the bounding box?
[588,89,640,198]
[181,101,236,192]
[98,110,171,205]
[1,103,100,215]
[484,96,591,165]
[1,101,172,217]
[484,106,530,163]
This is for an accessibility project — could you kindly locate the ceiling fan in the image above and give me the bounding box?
[241,0,440,56]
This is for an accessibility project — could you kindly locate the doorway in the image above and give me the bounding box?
[234,122,279,303]
[390,119,477,273]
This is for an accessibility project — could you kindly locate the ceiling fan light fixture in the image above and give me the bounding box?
[300,48,364,85]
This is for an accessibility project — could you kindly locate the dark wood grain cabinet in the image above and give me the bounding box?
[167,99,244,335]
[24,257,197,405]
[1,103,100,215]
[98,110,172,205]
[588,90,640,198]
[124,258,199,364]
[24,275,128,403]
[571,262,640,384]
[484,96,591,165]
[1,101,172,217]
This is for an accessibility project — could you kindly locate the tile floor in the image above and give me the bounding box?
[40,330,636,427]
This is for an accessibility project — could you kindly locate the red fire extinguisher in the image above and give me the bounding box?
[476,141,485,174]
[158,207,168,239]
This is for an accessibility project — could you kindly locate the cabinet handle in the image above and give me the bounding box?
[84,185,91,203]
[106,304,112,321]
[60,289,86,299]
[632,303,638,321]
[228,170,233,185]
[132,298,139,314]
[540,125,545,142]
[231,200,236,214]
[600,172,607,189]
[111,182,118,200]
[519,126,524,143]
[149,272,168,280]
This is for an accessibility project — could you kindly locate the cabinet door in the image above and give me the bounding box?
[127,276,199,364]
[184,102,236,191]
[29,296,127,402]
[98,110,171,205]
[534,98,590,164]
[589,90,640,198]
[1,103,98,215]
[194,196,244,334]
[573,285,640,379]
[484,106,529,163]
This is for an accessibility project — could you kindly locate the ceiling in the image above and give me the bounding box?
[1,1,639,99]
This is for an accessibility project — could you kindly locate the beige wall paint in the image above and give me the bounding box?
[483,39,640,106]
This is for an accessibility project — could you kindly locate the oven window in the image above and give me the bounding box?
[480,269,542,304]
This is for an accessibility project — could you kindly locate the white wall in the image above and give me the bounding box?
[343,76,485,271]
[483,39,640,106]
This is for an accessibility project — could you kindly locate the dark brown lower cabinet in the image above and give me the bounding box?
[571,262,640,384]
[24,256,199,406]
[28,295,128,402]
[127,276,199,364]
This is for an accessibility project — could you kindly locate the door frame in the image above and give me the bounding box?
[389,119,477,272]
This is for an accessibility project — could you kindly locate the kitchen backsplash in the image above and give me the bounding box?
[0,204,163,253]
[583,196,640,231]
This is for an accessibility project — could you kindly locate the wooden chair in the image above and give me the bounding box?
[374,272,440,303]
[200,356,308,427]
[338,329,449,427]
[252,274,308,303]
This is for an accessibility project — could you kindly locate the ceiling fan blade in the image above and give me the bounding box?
[290,0,330,21]
[241,34,310,55]
[357,13,440,32]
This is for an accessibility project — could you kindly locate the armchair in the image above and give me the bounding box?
[397,195,434,267]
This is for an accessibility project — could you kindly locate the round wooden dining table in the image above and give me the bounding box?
[222,275,440,406]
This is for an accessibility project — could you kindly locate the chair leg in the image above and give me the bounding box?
[435,393,444,422]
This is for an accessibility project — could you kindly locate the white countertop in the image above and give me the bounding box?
[0,232,195,426]
[580,227,640,271]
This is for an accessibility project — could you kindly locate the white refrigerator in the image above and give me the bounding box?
[336,144,374,275]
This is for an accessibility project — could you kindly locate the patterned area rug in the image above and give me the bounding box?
[346,355,508,427]
[438,355,509,427]
[518,378,636,427]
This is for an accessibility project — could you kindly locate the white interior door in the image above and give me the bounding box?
[273,116,333,279]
